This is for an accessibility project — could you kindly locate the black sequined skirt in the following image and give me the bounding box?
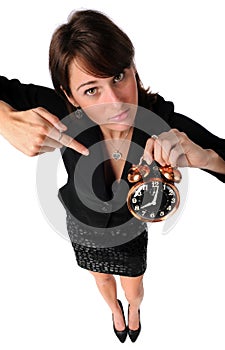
[66,211,148,277]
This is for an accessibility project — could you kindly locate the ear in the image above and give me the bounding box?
[60,85,79,108]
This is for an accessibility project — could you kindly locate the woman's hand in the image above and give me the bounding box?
[0,101,89,157]
[143,128,212,169]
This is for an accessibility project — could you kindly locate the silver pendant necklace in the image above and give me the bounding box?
[107,128,131,161]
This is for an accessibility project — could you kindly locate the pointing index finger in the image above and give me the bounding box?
[59,132,89,156]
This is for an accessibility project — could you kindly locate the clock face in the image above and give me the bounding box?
[127,178,180,222]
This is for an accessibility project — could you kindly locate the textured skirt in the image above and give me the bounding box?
[66,211,148,277]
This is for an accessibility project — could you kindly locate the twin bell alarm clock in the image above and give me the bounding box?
[127,156,182,222]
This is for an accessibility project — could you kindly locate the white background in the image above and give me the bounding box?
[0,0,225,349]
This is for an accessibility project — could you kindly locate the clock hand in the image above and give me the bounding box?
[140,202,154,209]
[151,185,159,205]
[140,186,159,209]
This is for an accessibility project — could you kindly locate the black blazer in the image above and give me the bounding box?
[1,76,225,229]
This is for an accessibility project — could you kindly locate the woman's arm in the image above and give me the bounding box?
[149,95,225,182]
[0,77,89,156]
[144,127,225,172]
[0,101,66,156]
[169,112,225,181]
[202,149,225,174]
[0,76,68,118]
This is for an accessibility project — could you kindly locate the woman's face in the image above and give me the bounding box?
[65,59,138,132]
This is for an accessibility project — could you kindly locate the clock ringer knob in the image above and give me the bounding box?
[127,164,150,183]
[159,165,182,183]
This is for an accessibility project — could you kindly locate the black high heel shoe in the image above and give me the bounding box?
[128,305,141,342]
[112,299,127,343]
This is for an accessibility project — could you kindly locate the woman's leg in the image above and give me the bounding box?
[89,271,126,331]
[120,274,144,330]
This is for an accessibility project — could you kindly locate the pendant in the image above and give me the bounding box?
[112,150,122,160]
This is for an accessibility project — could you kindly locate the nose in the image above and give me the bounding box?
[103,86,122,106]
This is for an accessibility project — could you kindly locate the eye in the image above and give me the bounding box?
[113,72,125,83]
[85,87,97,96]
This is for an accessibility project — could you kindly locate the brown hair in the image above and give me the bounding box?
[49,9,156,110]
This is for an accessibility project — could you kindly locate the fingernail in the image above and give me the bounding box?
[82,149,89,156]
[59,124,67,131]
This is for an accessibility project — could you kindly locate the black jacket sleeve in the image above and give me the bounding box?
[0,76,68,118]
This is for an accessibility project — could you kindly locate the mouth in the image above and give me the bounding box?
[109,109,130,122]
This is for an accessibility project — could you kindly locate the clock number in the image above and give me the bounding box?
[134,205,140,211]
[150,212,155,218]
[134,184,148,197]
[160,211,164,217]
[132,198,137,203]
[135,190,143,197]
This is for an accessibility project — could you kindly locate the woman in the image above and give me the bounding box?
[0,9,225,343]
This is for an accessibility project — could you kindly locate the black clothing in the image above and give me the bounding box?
[66,210,148,277]
[1,76,225,276]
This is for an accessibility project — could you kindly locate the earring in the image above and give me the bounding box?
[75,107,83,119]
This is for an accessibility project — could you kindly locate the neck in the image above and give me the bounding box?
[100,125,133,140]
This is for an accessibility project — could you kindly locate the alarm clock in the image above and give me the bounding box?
[127,157,181,222]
